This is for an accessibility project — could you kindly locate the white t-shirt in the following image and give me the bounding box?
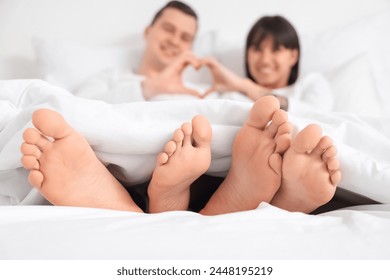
[74,70,145,103]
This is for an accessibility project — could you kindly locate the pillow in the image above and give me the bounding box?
[209,28,246,77]
[300,11,390,74]
[32,35,143,91]
[182,28,247,87]
[324,54,385,117]
[300,11,390,112]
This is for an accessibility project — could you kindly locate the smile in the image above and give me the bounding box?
[160,44,179,57]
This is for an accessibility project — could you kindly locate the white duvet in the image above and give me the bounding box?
[0,79,390,206]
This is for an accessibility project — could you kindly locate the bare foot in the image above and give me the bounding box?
[271,124,342,213]
[20,109,142,212]
[148,115,212,213]
[200,96,291,215]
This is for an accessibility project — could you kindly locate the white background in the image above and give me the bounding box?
[1,0,390,78]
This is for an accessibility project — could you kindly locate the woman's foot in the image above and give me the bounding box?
[148,115,212,213]
[20,109,142,212]
[200,96,291,215]
[271,124,341,213]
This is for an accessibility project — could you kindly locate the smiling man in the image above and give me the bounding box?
[75,1,202,102]
[139,1,203,99]
[139,1,198,76]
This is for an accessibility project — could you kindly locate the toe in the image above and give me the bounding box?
[266,109,288,137]
[23,128,52,151]
[276,122,293,137]
[21,155,39,169]
[327,157,340,171]
[32,109,73,140]
[173,128,184,142]
[246,95,280,130]
[191,115,212,148]
[20,143,42,158]
[181,122,192,147]
[330,170,342,187]
[28,170,44,189]
[275,134,291,154]
[173,128,184,150]
[23,128,40,144]
[322,145,338,161]
[312,136,333,156]
[164,141,177,157]
[157,152,169,166]
[292,124,322,153]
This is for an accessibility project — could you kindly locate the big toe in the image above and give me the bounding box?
[247,95,280,130]
[32,109,72,139]
[191,115,212,148]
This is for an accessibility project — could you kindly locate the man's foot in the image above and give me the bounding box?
[20,109,142,212]
[148,115,212,213]
[200,96,291,215]
[271,124,341,213]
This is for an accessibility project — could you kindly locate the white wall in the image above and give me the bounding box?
[1,0,390,78]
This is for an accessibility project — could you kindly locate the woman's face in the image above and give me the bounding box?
[247,36,298,89]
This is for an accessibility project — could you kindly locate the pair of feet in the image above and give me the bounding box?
[149,96,341,214]
[20,96,341,214]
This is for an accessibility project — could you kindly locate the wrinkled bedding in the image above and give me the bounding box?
[1,79,390,205]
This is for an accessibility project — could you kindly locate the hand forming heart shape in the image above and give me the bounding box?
[142,51,246,100]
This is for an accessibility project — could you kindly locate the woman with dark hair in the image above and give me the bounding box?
[203,15,333,112]
[245,16,300,88]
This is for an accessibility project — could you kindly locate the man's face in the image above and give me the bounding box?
[144,8,197,70]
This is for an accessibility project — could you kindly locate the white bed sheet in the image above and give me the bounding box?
[1,203,390,259]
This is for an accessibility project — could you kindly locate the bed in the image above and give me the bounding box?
[1,0,390,260]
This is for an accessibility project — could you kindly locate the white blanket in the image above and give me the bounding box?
[1,79,390,205]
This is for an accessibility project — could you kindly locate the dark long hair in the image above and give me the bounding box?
[245,15,300,86]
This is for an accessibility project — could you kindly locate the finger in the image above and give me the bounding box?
[178,51,198,63]
[171,53,200,73]
[200,56,217,66]
[185,55,201,69]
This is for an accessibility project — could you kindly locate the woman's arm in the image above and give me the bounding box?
[201,58,268,95]
[201,57,288,110]
[237,78,289,110]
